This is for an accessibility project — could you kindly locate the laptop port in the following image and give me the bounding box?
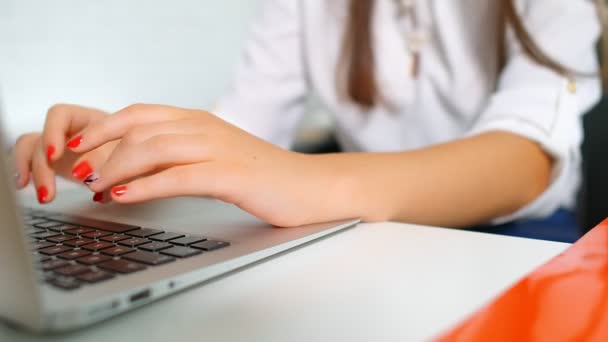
[129,289,151,303]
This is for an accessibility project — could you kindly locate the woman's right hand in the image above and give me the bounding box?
[13,104,117,204]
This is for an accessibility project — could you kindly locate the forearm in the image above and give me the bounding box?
[305,131,553,228]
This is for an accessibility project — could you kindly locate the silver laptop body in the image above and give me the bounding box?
[0,110,359,333]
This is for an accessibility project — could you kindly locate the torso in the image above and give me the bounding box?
[302,0,502,152]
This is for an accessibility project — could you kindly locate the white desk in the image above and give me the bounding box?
[0,219,568,341]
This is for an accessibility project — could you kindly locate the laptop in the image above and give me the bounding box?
[0,103,359,333]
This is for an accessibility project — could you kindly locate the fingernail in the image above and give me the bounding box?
[14,172,21,186]
[46,145,55,161]
[72,161,93,180]
[66,135,83,149]
[37,186,49,204]
[84,172,99,185]
[112,186,127,197]
[93,192,103,202]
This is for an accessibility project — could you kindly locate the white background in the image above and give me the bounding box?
[0,0,259,142]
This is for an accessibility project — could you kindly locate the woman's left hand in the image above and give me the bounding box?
[66,104,351,227]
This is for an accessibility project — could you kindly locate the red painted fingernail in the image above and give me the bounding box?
[72,161,94,180]
[66,135,83,149]
[37,186,49,204]
[93,192,103,202]
[112,186,127,197]
[46,145,55,161]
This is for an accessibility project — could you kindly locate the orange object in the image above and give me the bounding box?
[36,186,48,204]
[46,145,55,161]
[72,161,93,180]
[436,219,608,342]
[66,135,83,149]
[112,186,127,197]
[93,192,103,202]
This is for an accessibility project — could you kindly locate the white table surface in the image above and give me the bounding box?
[0,218,569,342]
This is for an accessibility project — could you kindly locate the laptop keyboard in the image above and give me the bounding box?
[22,208,230,291]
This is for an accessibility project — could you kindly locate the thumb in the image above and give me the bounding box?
[108,162,228,204]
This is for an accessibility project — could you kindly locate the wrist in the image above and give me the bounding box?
[296,152,393,223]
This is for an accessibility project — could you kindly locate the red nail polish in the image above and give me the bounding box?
[112,186,127,197]
[72,161,93,180]
[67,135,83,149]
[93,192,103,202]
[46,145,55,161]
[37,186,49,204]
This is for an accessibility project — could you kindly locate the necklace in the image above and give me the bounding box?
[393,1,579,94]
[393,0,427,77]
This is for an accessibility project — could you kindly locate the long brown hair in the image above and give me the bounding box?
[340,0,607,109]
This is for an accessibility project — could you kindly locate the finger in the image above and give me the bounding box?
[117,119,205,146]
[13,133,40,189]
[70,141,118,183]
[31,141,56,204]
[85,134,209,193]
[109,162,226,204]
[66,103,191,153]
[42,104,105,162]
[92,190,112,204]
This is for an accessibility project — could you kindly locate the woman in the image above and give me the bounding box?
[14,0,603,231]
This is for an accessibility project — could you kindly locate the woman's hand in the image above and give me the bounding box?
[67,103,353,227]
[13,104,118,203]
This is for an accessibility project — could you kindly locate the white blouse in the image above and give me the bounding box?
[216,0,602,223]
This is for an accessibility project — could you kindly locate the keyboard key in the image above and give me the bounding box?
[31,231,61,240]
[65,227,95,235]
[39,245,72,256]
[33,221,63,229]
[41,259,69,271]
[170,236,206,246]
[100,234,130,243]
[48,214,140,233]
[82,230,112,239]
[77,271,114,283]
[31,241,56,250]
[49,276,80,290]
[118,237,151,247]
[26,226,44,234]
[54,264,91,276]
[126,228,164,238]
[25,218,47,225]
[64,238,95,247]
[36,255,52,263]
[82,241,114,251]
[101,246,136,256]
[161,246,201,258]
[150,232,185,242]
[48,224,79,232]
[98,260,146,274]
[40,271,56,282]
[76,254,112,265]
[191,240,230,251]
[124,251,176,266]
[57,249,92,260]
[47,235,78,243]
[138,241,172,252]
